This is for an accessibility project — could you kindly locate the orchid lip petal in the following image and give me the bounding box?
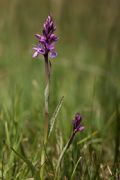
[32,51,38,58]
[78,126,85,132]
[49,51,57,58]
[35,34,41,39]
[39,50,45,54]
[33,47,38,50]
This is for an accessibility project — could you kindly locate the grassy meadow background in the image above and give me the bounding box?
[0,0,120,179]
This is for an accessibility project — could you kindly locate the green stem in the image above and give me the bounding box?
[40,54,51,179]
[44,54,51,143]
[66,132,75,149]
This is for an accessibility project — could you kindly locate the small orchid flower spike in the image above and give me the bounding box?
[66,113,84,149]
[72,113,84,134]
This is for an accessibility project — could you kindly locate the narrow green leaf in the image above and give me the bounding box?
[48,96,64,137]
[55,139,69,178]
[5,121,10,147]
[70,156,82,180]
[77,131,98,145]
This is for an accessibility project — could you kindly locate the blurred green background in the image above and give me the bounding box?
[0,1,120,115]
[0,0,120,169]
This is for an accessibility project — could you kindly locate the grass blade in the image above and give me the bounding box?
[77,131,98,145]
[55,139,70,179]
[11,147,40,179]
[70,156,82,180]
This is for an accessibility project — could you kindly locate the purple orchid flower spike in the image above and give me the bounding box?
[32,15,58,59]
[67,113,85,149]
[73,113,84,134]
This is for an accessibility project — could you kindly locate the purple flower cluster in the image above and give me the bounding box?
[33,15,58,58]
[72,113,84,133]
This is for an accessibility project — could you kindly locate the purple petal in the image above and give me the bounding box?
[46,44,55,51]
[33,47,39,51]
[37,47,45,54]
[32,51,38,58]
[78,126,84,132]
[49,51,57,58]
[40,36,46,43]
[32,44,45,58]
[35,34,41,39]
[50,34,58,42]
[35,34,46,44]
[75,113,82,121]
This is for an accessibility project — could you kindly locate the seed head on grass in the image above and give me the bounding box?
[32,15,58,58]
